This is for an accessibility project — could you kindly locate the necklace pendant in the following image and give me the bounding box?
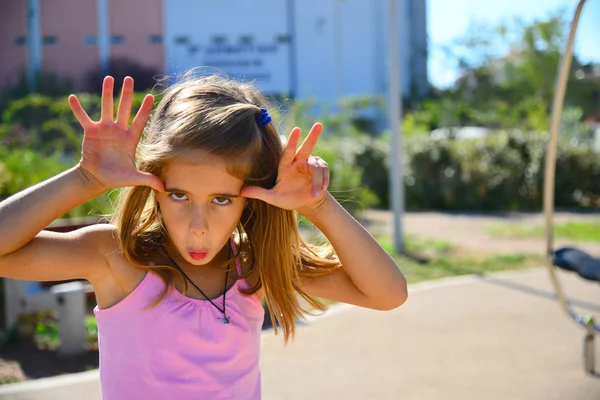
[220,316,230,324]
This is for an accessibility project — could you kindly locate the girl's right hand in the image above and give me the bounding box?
[69,76,164,193]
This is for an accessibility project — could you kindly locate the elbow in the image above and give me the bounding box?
[377,293,407,311]
[375,280,408,311]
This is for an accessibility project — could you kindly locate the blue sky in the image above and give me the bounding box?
[427,0,600,88]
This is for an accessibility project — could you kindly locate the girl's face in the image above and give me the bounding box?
[156,151,247,267]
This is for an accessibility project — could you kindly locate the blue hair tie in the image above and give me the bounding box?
[256,108,272,128]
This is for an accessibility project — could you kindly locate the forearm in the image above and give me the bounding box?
[0,164,105,256]
[299,193,407,305]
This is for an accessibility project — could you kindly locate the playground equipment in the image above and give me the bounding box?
[543,0,600,376]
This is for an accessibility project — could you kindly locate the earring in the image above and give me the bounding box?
[236,222,256,275]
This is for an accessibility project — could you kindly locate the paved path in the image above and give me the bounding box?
[260,268,600,400]
[2,268,598,399]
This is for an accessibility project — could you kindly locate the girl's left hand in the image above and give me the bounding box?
[241,123,330,213]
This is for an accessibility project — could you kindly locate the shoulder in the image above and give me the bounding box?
[76,223,126,272]
[84,224,149,308]
[83,223,120,253]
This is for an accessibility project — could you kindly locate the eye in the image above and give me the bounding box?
[213,197,232,206]
[169,192,188,202]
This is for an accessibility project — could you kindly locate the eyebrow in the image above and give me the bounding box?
[165,187,240,198]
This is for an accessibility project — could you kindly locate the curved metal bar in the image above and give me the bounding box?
[543,0,598,333]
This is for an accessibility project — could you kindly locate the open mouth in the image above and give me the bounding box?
[188,251,207,260]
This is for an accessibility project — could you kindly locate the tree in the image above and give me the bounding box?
[429,8,600,131]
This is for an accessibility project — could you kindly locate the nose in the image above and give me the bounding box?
[189,205,209,235]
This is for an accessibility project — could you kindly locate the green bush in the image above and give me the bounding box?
[405,134,544,210]
[0,147,115,219]
[2,94,58,129]
[1,94,82,155]
[0,70,73,113]
[316,136,379,215]
[3,87,599,214]
[353,137,391,208]
[0,90,160,156]
[352,131,600,211]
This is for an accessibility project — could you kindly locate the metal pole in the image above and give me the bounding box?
[27,0,41,92]
[334,0,348,137]
[98,0,110,75]
[543,0,588,316]
[334,0,343,102]
[388,0,404,253]
[286,0,298,99]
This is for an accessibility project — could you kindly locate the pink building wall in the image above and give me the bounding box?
[109,0,164,76]
[0,0,165,93]
[0,1,28,90]
[40,0,98,90]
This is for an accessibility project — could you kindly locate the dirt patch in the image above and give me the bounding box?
[361,210,600,256]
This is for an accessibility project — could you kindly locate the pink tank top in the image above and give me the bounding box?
[93,248,265,400]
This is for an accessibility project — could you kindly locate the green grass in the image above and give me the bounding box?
[378,236,543,284]
[485,221,600,243]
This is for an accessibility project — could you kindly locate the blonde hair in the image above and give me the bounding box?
[110,72,340,342]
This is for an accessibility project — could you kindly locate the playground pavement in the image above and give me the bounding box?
[0,267,598,400]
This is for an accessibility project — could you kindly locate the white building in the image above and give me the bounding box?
[2,0,428,107]
[163,0,428,103]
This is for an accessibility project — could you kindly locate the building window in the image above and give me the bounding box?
[212,35,227,45]
[84,36,98,45]
[239,35,254,45]
[111,35,125,44]
[276,34,291,44]
[14,36,27,46]
[149,35,162,44]
[315,17,327,34]
[43,36,58,45]
[174,35,190,45]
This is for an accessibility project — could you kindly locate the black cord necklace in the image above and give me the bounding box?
[161,244,231,324]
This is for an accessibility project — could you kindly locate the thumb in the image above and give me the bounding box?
[241,185,272,202]
[136,172,165,193]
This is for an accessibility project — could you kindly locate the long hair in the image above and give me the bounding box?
[110,71,340,342]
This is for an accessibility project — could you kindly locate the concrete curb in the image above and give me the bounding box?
[0,370,99,399]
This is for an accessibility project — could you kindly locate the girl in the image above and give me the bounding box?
[0,73,407,399]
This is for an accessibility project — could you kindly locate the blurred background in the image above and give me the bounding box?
[1,0,599,218]
[1,0,600,397]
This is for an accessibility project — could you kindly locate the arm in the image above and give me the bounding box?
[241,122,407,310]
[0,165,103,257]
[0,76,164,284]
[0,166,112,282]
[298,193,407,310]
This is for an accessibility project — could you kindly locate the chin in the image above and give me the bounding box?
[187,255,212,265]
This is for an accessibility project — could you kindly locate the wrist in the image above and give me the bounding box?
[297,192,335,222]
[74,164,108,196]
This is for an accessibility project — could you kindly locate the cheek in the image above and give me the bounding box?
[212,205,245,243]
[157,200,184,234]
[221,203,245,230]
